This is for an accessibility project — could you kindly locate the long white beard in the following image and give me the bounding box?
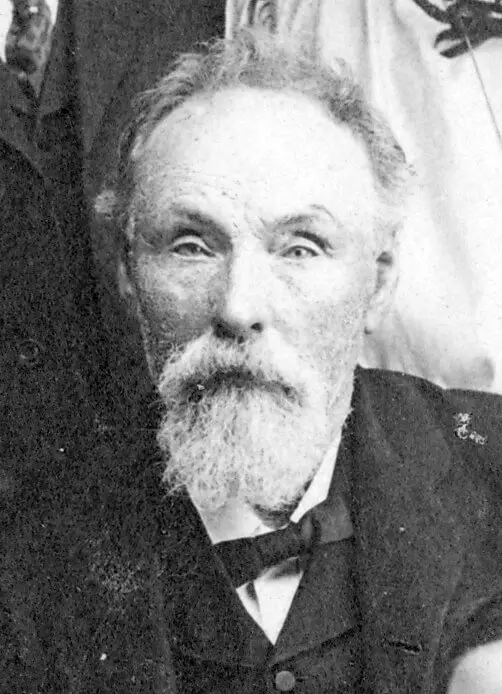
[156,333,354,514]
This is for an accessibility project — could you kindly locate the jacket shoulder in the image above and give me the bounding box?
[358,367,502,486]
[360,367,502,432]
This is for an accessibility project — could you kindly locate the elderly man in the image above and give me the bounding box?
[28,30,502,693]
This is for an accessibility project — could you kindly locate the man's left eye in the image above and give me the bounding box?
[282,243,320,259]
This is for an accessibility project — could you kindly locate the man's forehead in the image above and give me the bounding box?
[135,87,376,229]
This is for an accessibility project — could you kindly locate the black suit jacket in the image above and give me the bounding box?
[4,368,499,693]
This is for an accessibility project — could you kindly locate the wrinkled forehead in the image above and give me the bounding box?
[132,88,377,236]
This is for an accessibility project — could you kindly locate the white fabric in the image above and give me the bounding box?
[226,0,502,393]
[193,436,339,643]
[0,0,59,62]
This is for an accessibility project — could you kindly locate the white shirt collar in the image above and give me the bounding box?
[193,436,341,545]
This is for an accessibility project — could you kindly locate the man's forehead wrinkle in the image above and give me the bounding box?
[137,156,248,196]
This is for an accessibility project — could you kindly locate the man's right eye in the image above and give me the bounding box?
[170,236,212,257]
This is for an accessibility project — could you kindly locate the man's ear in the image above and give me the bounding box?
[364,247,399,334]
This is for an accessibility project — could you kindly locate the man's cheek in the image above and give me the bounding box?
[311,294,364,341]
[140,285,216,352]
[313,302,366,373]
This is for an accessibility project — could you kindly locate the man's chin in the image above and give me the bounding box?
[163,441,321,515]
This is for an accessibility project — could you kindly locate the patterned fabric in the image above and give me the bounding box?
[5,0,53,95]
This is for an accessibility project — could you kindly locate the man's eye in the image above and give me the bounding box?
[171,237,211,257]
[282,243,320,260]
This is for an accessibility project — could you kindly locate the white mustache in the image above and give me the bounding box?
[157,333,318,407]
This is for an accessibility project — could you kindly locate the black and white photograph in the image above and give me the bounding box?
[1,1,502,692]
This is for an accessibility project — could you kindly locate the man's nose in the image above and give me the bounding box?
[212,253,271,343]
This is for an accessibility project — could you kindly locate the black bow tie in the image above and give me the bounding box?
[214,494,353,587]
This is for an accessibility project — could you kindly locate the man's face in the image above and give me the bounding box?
[127,88,396,514]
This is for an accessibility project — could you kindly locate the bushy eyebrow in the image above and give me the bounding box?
[163,203,344,234]
[270,208,350,253]
[166,206,215,228]
[277,205,344,231]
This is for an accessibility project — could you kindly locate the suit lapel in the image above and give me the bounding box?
[72,0,144,156]
[351,370,466,693]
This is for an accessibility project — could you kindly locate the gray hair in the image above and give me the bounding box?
[98,29,412,249]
